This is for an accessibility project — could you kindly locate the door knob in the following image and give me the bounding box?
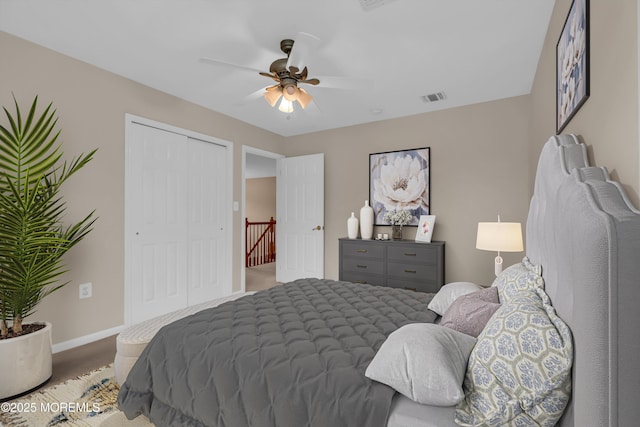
[312,225,323,231]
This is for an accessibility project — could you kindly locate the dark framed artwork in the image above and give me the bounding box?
[556,0,589,133]
[369,147,430,226]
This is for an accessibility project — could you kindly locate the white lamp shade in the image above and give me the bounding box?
[476,222,523,252]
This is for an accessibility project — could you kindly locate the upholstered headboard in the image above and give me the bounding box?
[526,134,640,427]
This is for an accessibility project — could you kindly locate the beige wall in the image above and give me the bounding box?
[283,96,533,287]
[0,31,286,344]
[246,177,276,222]
[530,0,639,206]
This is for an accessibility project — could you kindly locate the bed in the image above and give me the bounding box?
[118,134,640,426]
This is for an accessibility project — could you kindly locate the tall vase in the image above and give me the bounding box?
[392,224,403,240]
[347,212,359,239]
[360,200,374,240]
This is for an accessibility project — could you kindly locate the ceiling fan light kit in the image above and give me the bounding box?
[257,38,322,113]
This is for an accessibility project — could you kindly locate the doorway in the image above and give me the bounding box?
[242,146,283,292]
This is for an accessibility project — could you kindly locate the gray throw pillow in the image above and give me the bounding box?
[440,286,500,337]
[365,323,477,406]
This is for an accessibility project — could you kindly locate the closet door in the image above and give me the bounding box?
[127,123,189,324]
[125,119,231,325]
[187,137,228,304]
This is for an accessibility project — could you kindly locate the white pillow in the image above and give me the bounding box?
[365,323,477,406]
[428,282,483,316]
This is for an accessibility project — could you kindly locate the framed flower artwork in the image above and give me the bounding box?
[369,147,430,226]
[556,0,589,133]
[415,215,436,243]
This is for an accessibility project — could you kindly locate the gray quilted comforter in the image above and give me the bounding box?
[118,278,436,427]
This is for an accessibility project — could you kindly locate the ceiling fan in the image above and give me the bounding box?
[199,33,368,113]
[257,38,319,112]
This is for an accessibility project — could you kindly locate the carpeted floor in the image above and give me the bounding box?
[0,365,153,427]
[245,262,280,292]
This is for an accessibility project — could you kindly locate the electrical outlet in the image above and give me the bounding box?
[79,282,92,299]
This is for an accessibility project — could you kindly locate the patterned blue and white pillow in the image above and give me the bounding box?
[491,257,544,303]
[455,286,573,427]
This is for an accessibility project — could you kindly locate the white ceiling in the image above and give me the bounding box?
[0,0,555,137]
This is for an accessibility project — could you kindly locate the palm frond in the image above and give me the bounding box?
[0,95,97,325]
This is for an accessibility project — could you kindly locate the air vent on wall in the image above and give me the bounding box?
[421,92,447,103]
[358,0,398,11]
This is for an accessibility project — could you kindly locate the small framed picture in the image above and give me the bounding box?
[415,215,436,243]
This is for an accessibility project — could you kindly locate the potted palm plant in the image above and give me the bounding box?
[0,95,96,399]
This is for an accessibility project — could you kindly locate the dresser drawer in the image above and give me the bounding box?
[387,261,438,281]
[342,257,384,275]
[340,241,385,259]
[387,244,438,263]
[387,278,440,294]
[341,272,385,286]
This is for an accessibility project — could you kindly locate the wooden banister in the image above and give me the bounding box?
[246,217,276,267]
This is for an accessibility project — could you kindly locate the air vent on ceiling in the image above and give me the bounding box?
[358,0,398,11]
[421,92,447,103]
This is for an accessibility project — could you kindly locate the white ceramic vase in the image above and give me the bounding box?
[360,200,374,240]
[0,322,52,399]
[347,212,359,239]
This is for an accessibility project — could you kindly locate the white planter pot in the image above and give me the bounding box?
[0,321,52,400]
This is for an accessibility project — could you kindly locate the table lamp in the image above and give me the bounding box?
[476,216,524,276]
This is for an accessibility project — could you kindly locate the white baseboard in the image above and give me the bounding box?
[52,325,124,354]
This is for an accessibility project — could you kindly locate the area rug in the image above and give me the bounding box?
[0,364,153,427]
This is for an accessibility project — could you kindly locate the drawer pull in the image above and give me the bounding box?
[404,286,418,292]
[404,252,417,256]
[355,280,367,284]
[404,269,417,274]
[356,249,368,253]
[357,264,368,269]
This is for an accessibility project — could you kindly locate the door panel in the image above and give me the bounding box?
[187,138,229,304]
[276,154,324,282]
[128,124,189,324]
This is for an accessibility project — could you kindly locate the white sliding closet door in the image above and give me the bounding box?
[187,137,227,305]
[125,118,230,325]
[127,123,189,324]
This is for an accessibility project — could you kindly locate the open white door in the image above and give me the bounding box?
[276,154,324,282]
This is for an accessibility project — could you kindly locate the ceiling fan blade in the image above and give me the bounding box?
[298,67,308,81]
[299,78,320,86]
[315,75,373,90]
[198,57,267,75]
[259,71,280,82]
[264,86,283,107]
[289,66,300,75]
[236,87,269,105]
[286,32,321,72]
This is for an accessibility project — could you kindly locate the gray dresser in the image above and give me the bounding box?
[338,238,445,293]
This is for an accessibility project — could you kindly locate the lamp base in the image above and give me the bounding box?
[494,255,503,276]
